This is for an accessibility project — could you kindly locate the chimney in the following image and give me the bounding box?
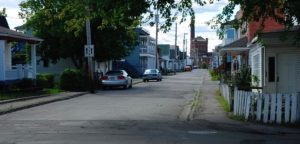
[0,16,10,29]
[190,18,195,40]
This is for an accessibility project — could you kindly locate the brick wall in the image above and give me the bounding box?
[248,18,284,42]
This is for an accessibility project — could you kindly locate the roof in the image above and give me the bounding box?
[0,16,9,29]
[0,26,42,43]
[222,36,248,48]
[135,27,150,36]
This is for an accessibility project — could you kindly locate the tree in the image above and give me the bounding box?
[208,0,300,39]
[19,0,214,68]
[0,8,7,17]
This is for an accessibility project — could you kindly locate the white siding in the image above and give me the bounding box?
[249,44,262,87]
[36,57,76,81]
[265,46,300,93]
[0,40,5,81]
[5,43,11,70]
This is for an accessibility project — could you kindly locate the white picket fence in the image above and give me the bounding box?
[220,84,231,106]
[219,84,300,124]
[234,89,300,124]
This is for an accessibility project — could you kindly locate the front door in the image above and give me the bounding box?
[265,53,277,93]
[277,54,297,93]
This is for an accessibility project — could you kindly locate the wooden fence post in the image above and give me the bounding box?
[284,94,291,123]
[263,94,270,123]
[234,87,238,115]
[291,93,297,123]
[245,92,252,120]
[256,93,262,121]
[270,93,276,123]
[276,93,282,124]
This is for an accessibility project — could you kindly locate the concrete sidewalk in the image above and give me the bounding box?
[192,70,300,135]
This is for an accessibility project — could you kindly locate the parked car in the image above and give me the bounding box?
[99,70,132,90]
[184,65,192,72]
[142,69,162,82]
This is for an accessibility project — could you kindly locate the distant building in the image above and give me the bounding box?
[190,36,208,66]
[112,28,156,77]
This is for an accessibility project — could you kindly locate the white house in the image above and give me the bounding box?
[249,28,300,93]
[0,26,42,85]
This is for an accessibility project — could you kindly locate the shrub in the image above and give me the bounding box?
[232,65,251,91]
[37,73,55,88]
[60,68,84,91]
[209,70,219,81]
[201,63,208,69]
[17,78,34,89]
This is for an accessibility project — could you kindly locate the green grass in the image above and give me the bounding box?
[209,70,219,81]
[0,88,63,101]
[215,90,230,112]
[191,90,202,111]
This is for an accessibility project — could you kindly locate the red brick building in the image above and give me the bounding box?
[190,36,208,66]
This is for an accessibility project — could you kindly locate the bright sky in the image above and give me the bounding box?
[0,0,229,53]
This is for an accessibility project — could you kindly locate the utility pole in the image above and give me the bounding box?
[155,10,159,69]
[183,33,188,66]
[85,6,94,93]
[185,36,188,65]
[174,23,177,74]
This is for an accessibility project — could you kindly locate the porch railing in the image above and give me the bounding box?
[5,64,34,80]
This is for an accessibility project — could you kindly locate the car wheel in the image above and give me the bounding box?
[156,79,159,82]
[101,86,106,90]
[143,79,146,82]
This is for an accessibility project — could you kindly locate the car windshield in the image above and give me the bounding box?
[106,71,123,75]
[144,69,157,74]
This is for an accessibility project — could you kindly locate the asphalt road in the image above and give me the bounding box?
[0,69,299,144]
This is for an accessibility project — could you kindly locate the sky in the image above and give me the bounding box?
[0,0,229,54]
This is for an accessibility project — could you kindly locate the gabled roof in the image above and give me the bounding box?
[0,26,42,43]
[222,36,248,48]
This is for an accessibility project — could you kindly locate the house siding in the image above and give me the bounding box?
[125,45,142,73]
[36,57,76,81]
[265,46,300,93]
[249,44,263,88]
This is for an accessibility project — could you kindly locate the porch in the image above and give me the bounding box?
[0,26,42,84]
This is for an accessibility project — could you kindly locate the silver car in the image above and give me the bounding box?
[142,69,162,82]
[100,70,133,89]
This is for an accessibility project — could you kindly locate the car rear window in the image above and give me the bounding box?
[106,71,122,75]
[144,69,157,74]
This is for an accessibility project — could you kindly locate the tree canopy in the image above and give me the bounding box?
[19,0,214,68]
[209,0,300,39]
[0,8,7,17]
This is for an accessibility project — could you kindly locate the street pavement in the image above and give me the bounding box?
[0,69,299,144]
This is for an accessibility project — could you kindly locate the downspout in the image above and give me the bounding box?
[275,53,278,94]
[262,45,265,91]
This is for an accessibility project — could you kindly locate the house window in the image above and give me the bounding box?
[268,57,275,82]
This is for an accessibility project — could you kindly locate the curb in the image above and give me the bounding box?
[0,92,88,115]
[0,94,53,105]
